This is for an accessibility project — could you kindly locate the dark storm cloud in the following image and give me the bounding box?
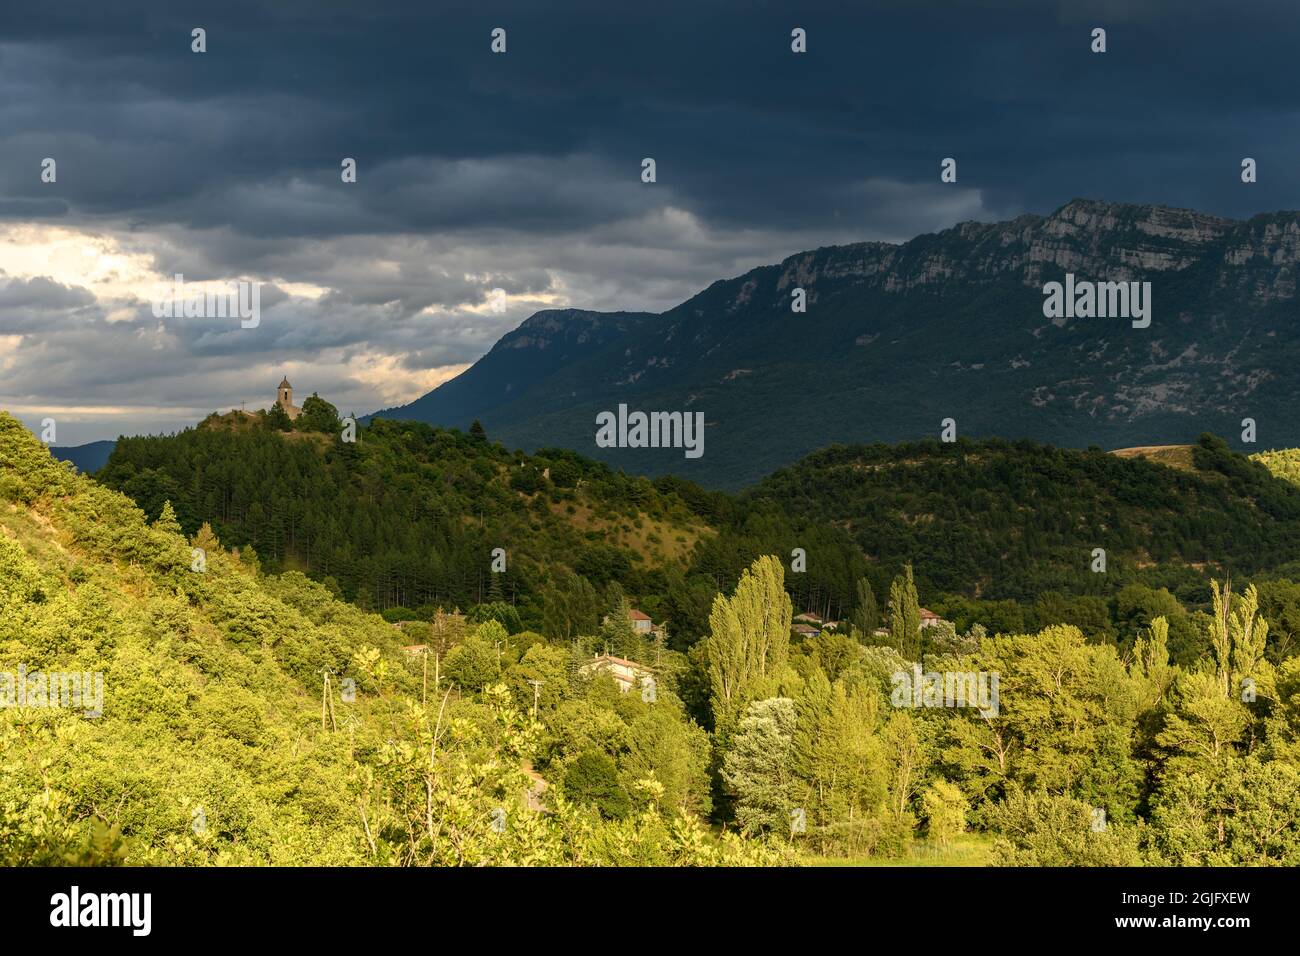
[6,0,1297,241]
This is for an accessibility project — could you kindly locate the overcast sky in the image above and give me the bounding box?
[2,0,1296,444]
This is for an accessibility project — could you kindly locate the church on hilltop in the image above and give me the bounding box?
[275,376,302,420]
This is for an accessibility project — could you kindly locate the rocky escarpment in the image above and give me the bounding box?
[764,199,1292,302]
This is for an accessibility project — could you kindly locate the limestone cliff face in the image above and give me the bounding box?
[768,199,1294,300]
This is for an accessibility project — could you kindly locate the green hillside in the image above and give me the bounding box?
[1253,447,1300,488]
[0,412,772,866]
[97,412,712,618]
[741,433,1300,605]
[93,410,1300,654]
[94,406,878,651]
[6,412,1300,866]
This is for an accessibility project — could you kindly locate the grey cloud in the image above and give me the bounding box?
[0,0,1293,442]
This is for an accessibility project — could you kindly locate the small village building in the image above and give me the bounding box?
[602,607,665,640]
[582,654,653,694]
[919,608,950,629]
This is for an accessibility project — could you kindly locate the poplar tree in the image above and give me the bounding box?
[703,555,792,735]
[1207,579,1269,699]
[1131,615,1176,706]
[888,563,922,660]
[851,576,880,641]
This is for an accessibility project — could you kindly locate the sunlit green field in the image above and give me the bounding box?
[803,835,995,867]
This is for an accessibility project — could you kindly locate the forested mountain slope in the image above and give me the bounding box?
[94,406,1300,652]
[739,433,1300,603]
[378,199,1300,487]
[97,413,713,616]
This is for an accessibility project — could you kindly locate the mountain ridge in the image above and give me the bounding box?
[374,197,1300,487]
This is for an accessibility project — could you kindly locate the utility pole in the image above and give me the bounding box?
[526,679,545,719]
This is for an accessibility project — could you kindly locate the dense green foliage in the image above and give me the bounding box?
[716,560,1300,864]
[0,413,776,866]
[97,414,709,618]
[744,433,1300,602]
[1253,447,1300,490]
[7,403,1300,866]
[23,406,1300,867]
[95,415,1300,660]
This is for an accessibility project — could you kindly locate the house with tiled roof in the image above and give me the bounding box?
[919,608,950,629]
